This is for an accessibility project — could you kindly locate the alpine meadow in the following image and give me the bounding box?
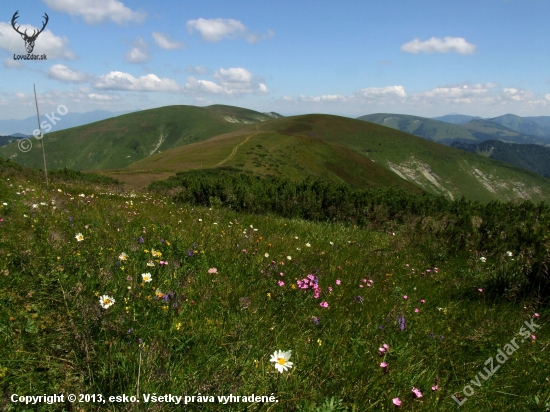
[1,1,550,411]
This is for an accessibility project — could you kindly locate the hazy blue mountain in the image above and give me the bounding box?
[488,114,550,137]
[0,109,138,136]
[432,113,482,124]
[357,113,476,143]
[360,112,550,147]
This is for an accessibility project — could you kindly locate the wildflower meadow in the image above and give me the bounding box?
[0,158,548,411]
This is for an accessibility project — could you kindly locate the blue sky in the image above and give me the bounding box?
[1,0,549,120]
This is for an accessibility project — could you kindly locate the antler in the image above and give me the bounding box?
[11,11,25,36]
[36,13,49,37]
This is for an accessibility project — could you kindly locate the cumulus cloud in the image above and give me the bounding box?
[41,0,146,25]
[186,18,274,43]
[152,32,185,50]
[88,93,121,101]
[125,37,150,63]
[185,65,209,75]
[94,71,181,92]
[184,68,268,95]
[357,86,407,99]
[0,22,75,59]
[48,64,90,82]
[401,37,476,54]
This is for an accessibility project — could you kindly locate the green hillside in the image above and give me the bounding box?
[451,139,550,179]
[124,112,550,203]
[357,113,476,143]
[0,105,278,171]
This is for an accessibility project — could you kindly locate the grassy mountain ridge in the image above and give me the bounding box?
[0,105,274,171]
[360,113,550,146]
[123,112,550,202]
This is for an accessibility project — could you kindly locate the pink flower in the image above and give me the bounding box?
[368,279,373,283]
[392,398,402,407]
[328,287,333,292]
[403,295,408,300]
[414,308,419,313]
[534,313,540,318]
[420,299,425,304]
[532,334,536,340]
[406,264,409,267]
[380,362,388,368]
[432,385,439,391]
[208,267,218,274]
[359,285,364,288]
[280,272,284,276]
[362,278,367,283]
[336,279,341,285]
[412,388,422,398]
[379,344,389,355]
[242,249,247,253]
[320,301,329,308]
[478,288,483,292]
[278,280,285,287]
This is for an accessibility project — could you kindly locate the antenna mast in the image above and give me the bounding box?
[33,84,49,187]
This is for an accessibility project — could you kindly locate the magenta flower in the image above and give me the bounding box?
[392,398,402,407]
[420,299,425,304]
[432,385,439,391]
[412,388,423,398]
[532,334,536,340]
[478,288,483,292]
[336,279,341,285]
[278,280,285,287]
[414,308,419,313]
[320,301,329,308]
[534,313,540,318]
[328,286,333,292]
[403,295,408,300]
[380,362,388,369]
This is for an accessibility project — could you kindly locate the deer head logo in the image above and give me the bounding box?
[11,11,49,54]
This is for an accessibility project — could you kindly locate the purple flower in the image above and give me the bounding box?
[139,237,144,243]
[127,328,133,334]
[354,296,364,302]
[160,238,164,243]
[138,338,143,344]
[312,316,320,326]
[68,216,73,223]
[187,250,192,256]
[397,317,406,331]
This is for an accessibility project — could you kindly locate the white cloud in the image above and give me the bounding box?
[42,0,146,25]
[0,22,75,59]
[152,32,185,50]
[184,68,268,95]
[545,94,550,101]
[88,93,121,101]
[125,37,150,63]
[94,71,181,92]
[186,18,274,43]
[185,65,209,75]
[299,94,348,102]
[401,37,476,54]
[357,86,407,99]
[48,64,89,82]
[3,58,22,68]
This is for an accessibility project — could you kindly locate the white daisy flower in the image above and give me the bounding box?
[141,273,152,283]
[270,350,293,373]
[75,233,84,242]
[99,295,115,309]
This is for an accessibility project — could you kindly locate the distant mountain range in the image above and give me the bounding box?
[358,113,550,146]
[0,109,139,136]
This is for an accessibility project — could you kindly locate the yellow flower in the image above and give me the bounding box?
[267,292,271,298]
[317,339,322,346]
[176,322,182,331]
[166,241,171,246]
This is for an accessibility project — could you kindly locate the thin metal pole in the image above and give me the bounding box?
[34,84,49,187]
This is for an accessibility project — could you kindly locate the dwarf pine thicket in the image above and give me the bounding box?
[0,157,548,411]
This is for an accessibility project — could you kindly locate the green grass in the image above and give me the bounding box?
[0,159,549,411]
